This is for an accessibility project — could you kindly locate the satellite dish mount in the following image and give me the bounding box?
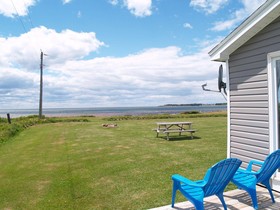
[202,64,227,100]
[218,65,227,96]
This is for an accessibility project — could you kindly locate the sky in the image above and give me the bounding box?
[0,0,267,109]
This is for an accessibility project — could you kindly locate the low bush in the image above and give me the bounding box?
[103,111,227,121]
[180,111,200,114]
[0,115,90,143]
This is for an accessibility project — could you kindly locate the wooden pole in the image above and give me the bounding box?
[7,113,11,124]
[39,51,43,119]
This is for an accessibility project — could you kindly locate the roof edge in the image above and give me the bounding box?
[209,0,280,62]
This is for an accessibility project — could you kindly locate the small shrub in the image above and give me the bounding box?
[7,124,23,137]
[181,111,200,114]
[103,111,227,121]
[0,116,90,144]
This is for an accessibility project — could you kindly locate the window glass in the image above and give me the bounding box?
[277,60,280,148]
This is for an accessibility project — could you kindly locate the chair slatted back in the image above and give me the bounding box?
[204,158,242,197]
[257,149,280,183]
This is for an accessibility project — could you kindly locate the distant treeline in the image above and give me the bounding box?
[161,103,227,107]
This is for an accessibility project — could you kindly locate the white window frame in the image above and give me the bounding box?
[226,60,231,158]
[268,51,280,179]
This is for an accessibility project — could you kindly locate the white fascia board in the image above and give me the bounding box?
[209,0,280,62]
[225,59,231,158]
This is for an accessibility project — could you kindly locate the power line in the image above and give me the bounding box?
[10,0,48,118]
[10,0,28,33]
[10,0,44,64]
[24,0,35,29]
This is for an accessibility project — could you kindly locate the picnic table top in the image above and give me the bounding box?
[156,122,192,125]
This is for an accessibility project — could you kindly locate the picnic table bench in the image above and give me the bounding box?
[153,122,196,140]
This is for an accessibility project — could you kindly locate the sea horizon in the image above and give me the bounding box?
[0,104,227,118]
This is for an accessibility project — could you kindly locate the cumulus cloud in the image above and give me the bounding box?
[190,0,229,14]
[183,22,193,29]
[108,0,152,17]
[1,45,224,108]
[77,10,82,18]
[211,0,266,31]
[39,45,223,108]
[0,26,105,69]
[108,0,119,6]
[0,0,36,17]
[62,0,72,4]
[0,68,36,89]
[0,26,224,108]
[123,0,152,17]
[0,67,39,108]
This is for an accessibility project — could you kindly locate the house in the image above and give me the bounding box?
[209,0,280,191]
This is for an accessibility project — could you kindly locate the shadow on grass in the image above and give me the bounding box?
[158,136,201,141]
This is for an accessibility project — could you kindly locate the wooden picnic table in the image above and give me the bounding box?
[154,122,196,140]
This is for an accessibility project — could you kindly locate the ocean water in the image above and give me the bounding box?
[0,105,226,118]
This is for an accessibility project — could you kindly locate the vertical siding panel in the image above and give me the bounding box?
[228,17,280,167]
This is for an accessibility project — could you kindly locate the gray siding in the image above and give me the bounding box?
[228,16,280,167]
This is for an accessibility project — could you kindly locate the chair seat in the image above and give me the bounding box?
[233,170,257,188]
[181,184,204,200]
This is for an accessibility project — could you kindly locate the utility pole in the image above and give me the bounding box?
[39,50,45,119]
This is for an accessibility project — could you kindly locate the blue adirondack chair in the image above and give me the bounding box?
[171,158,242,210]
[232,149,280,209]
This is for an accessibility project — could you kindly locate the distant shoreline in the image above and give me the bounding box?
[0,105,227,118]
[160,103,227,107]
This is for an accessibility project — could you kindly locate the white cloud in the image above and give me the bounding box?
[211,0,266,31]
[211,18,240,32]
[0,26,104,108]
[241,0,266,14]
[0,0,36,17]
[123,0,152,17]
[108,0,119,6]
[0,67,39,108]
[62,0,72,5]
[108,0,152,17]
[190,0,229,14]
[39,45,222,108]
[77,10,82,18]
[0,26,105,69]
[0,26,224,108]
[183,22,193,29]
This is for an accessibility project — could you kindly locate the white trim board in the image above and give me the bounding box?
[209,0,280,62]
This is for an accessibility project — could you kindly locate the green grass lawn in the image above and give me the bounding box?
[0,115,228,209]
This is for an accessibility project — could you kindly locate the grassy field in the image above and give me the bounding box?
[0,114,228,209]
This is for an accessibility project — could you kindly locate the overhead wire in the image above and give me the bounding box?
[9,0,49,114]
[26,6,35,29]
[10,0,28,33]
[9,0,44,67]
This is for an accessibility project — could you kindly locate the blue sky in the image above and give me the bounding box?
[0,0,266,108]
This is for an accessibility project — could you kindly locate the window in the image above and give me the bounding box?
[268,52,280,156]
[276,60,280,148]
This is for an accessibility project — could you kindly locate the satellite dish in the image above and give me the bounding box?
[201,64,227,100]
[218,64,227,95]
[218,65,223,91]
